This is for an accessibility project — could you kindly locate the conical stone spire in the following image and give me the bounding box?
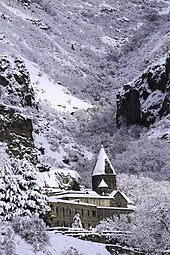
[92,145,116,176]
[92,145,117,194]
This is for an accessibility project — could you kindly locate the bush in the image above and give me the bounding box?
[0,222,15,255]
[12,215,49,252]
[61,248,84,255]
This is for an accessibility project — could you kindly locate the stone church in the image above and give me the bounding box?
[48,146,135,228]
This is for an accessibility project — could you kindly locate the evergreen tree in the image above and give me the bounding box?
[0,158,49,221]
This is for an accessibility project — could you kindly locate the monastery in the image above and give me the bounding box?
[47,146,135,228]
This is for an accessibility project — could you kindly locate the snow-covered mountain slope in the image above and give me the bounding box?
[0,54,94,186]
[0,0,169,100]
[146,114,170,141]
[24,59,92,112]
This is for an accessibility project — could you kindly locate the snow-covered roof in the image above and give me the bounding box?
[92,146,116,176]
[51,191,102,199]
[48,189,120,200]
[98,179,108,188]
[48,197,97,207]
[37,168,81,188]
[109,190,133,204]
[97,206,135,211]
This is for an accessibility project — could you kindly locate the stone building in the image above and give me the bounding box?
[48,146,135,228]
[92,145,117,195]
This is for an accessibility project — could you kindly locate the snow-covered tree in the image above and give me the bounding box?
[117,174,170,205]
[0,158,50,221]
[96,194,170,255]
[114,138,170,180]
[96,215,132,235]
[130,196,170,255]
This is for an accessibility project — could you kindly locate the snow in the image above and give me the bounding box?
[48,198,97,207]
[98,179,108,188]
[1,3,32,21]
[15,232,110,255]
[33,128,66,166]
[140,90,165,113]
[110,190,133,204]
[146,114,170,140]
[82,148,93,160]
[101,35,119,47]
[48,190,101,199]
[92,146,116,176]
[24,59,92,113]
[101,35,128,48]
[37,168,81,188]
[158,0,170,15]
[48,189,132,201]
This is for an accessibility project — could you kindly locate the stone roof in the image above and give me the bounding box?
[109,190,133,204]
[98,178,108,188]
[92,145,116,176]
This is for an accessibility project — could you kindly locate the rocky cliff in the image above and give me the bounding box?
[116,56,170,127]
[0,56,36,159]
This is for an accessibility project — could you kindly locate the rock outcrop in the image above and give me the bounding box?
[116,56,170,127]
[0,56,36,159]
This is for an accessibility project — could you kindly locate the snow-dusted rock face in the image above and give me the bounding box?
[0,56,35,107]
[116,56,170,127]
[0,56,35,158]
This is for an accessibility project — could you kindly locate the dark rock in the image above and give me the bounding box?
[0,56,36,161]
[116,56,170,127]
[13,72,28,85]
[146,66,167,93]
[24,93,33,107]
[116,89,140,126]
[0,105,35,159]
[38,147,45,155]
[159,94,170,117]
[165,56,170,87]
[0,75,9,86]
[0,56,35,107]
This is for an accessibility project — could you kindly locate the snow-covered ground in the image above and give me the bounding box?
[24,59,92,113]
[15,232,110,255]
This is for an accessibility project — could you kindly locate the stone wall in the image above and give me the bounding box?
[49,201,97,229]
[92,174,117,194]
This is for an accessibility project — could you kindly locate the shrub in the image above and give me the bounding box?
[12,215,49,252]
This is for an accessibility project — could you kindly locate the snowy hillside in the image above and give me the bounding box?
[24,59,92,113]
[0,0,170,100]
